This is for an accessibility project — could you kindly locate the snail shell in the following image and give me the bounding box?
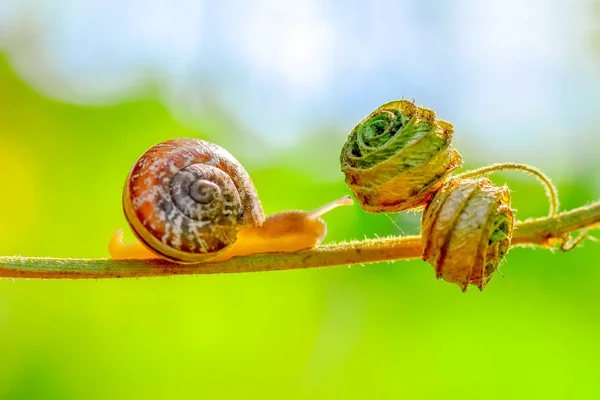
[421,177,514,291]
[340,100,463,212]
[123,138,265,263]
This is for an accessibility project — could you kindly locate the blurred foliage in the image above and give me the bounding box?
[1,53,600,400]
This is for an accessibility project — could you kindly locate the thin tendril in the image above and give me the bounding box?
[453,163,559,217]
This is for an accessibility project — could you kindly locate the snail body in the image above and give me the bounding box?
[110,138,352,263]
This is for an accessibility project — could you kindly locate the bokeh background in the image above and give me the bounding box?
[1,1,600,399]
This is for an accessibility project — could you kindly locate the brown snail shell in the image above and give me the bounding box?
[421,177,514,291]
[123,138,265,263]
[340,100,463,212]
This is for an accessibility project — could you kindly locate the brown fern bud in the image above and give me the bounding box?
[340,100,463,212]
[421,177,514,291]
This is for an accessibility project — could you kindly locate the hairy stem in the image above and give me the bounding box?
[454,163,559,216]
[1,201,599,279]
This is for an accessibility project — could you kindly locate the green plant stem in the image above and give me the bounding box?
[1,201,599,280]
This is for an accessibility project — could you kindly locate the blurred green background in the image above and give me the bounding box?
[2,1,600,399]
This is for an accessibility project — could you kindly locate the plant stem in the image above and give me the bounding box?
[454,162,559,217]
[1,201,599,280]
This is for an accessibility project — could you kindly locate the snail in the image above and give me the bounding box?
[421,177,515,291]
[340,99,463,212]
[109,138,353,263]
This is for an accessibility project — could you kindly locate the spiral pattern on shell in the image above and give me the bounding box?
[421,177,514,291]
[340,100,463,212]
[123,138,265,263]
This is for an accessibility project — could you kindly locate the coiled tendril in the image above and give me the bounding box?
[421,177,515,291]
[340,100,463,212]
[340,99,561,291]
